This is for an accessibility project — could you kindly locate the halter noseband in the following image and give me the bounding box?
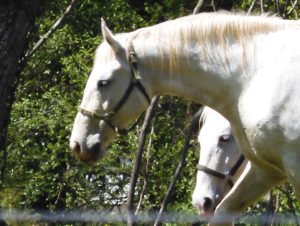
[78,41,151,134]
[197,155,245,188]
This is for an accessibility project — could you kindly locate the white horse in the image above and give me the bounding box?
[192,107,246,220]
[70,12,300,224]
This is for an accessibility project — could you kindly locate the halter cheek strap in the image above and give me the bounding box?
[197,155,245,188]
[78,41,151,134]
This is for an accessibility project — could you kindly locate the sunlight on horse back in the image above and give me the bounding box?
[192,107,246,219]
[70,12,300,225]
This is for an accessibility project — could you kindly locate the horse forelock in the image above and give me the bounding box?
[94,33,131,65]
[94,42,114,64]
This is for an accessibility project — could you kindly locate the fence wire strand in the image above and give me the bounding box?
[1,209,300,225]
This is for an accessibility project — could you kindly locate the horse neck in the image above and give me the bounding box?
[132,28,245,119]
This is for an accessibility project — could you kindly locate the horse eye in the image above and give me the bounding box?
[219,135,231,143]
[97,80,110,88]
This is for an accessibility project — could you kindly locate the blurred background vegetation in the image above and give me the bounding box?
[1,0,299,225]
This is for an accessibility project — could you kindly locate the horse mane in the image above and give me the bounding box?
[132,12,298,75]
[199,106,209,131]
[150,12,294,42]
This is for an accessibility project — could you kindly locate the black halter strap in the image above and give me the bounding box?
[228,154,245,176]
[78,41,151,134]
[197,155,245,188]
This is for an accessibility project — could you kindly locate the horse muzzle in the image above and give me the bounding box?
[70,136,105,164]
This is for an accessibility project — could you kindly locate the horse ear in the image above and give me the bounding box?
[101,18,122,53]
[199,117,204,130]
[199,108,206,130]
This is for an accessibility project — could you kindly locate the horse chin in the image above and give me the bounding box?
[71,142,106,165]
[76,150,105,165]
[198,210,214,222]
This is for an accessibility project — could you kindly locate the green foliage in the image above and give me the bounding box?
[1,0,300,225]
[2,0,199,224]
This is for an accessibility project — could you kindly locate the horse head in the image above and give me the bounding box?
[69,20,150,164]
[192,107,246,219]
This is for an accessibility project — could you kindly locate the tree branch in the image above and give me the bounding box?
[193,0,204,14]
[287,0,298,17]
[260,0,265,13]
[247,0,257,15]
[127,96,160,226]
[135,125,154,215]
[262,190,275,226]
[24,0,77,62]
[153,108,203,226]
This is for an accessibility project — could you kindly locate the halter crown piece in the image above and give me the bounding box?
[78,41,151,134]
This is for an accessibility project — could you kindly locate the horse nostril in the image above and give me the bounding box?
[71,142,81,154]
[89,142,101,154]
[203,197,213,212]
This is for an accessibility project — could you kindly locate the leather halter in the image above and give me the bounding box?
[197,155,245,188]
[78,41,151,134]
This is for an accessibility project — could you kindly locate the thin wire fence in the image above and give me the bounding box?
[1,209,300,225]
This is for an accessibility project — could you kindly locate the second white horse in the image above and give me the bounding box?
[192,107,246,220]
